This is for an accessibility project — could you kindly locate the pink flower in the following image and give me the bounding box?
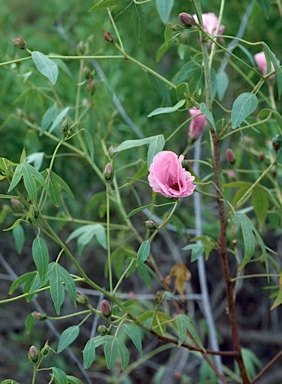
[193,12,225,36]
[148,151,195,198]
[188,108,206,141]
[254,51,275,80]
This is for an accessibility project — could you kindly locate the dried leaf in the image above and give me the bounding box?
[164,263,191,302]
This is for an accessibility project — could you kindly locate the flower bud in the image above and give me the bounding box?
[76,292,89,305]
[272,134,282,151]
[108,145,115,159]
[99,300,112,317]
[178,13,195,27]
[12,36,26,49]
[98,324,109,336]
[188,108,206,141]
[28,346,39,363]
[225,148,236,164]
[104,163,114,182]
[32,311,47,321]
[83,66,93,80]
[154,290,164,304]
[61,118,71,138]
[103,30,115,43]
[77,40,86,55]
[145,220,158,231]
[41,341,50,356]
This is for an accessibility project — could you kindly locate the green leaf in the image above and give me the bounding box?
[262,43,282,98]
[256,0,270,17]
[241,348,262,379]
[82,129,94,161]
[147,135,165,168]
[12,223,25,253]
[156,0,174,24]
[123,324,143,355]
[231,92,258,128]
[137,263,154,288]
[46,170,74,207]
[9,271,37,295]
[49,263,65,315]
[232,213,256,269]
[176,314,205,352]
[147,99,185,117]
[216,69,229,101]
[66,224,107,254]
[137,241,150,264]
[104,337,129,370]
[57,325,80,353]
[49,107,70,134]
[182,243,204,262]
[1,380,19,384]
[66,376,84,384]
[32,51,58,85]
[200,103,216,130]
[270,290,282,310]
[172,60,202,86]
[40,104,61,136]
[8,163,47,202]
[25,313,36,334]
[32,236,49,283]
[51,367,68,384]
[56,264,77,307]
[252,186,269,226]
[83,336,110,369]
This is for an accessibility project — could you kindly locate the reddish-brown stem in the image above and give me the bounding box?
[251,350,282,383]
[211,131,250,384]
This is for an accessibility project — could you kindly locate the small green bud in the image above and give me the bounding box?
[98,324,109,336]
[28,346,39,363]
[87,79,96,95]
[76,292,89,305]
[77,40,86,55]
[41,341,50,356]
[104,163,114,182]
[99,300,112,317]
[145,220,158,231]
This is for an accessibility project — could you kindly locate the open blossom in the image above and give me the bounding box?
[254,51,275,80]
[148,151,195,198]
[188,108,206,141]
[193,12,224,36]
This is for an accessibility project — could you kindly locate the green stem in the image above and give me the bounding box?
[208,0,225,69]
[106,182,113,294]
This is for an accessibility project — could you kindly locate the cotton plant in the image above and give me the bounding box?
[0,0,281,383]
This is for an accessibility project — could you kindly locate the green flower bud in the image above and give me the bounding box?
[145,220,158,231]
[12,36,26,49]
[76,292,89,305]
[32,311,47,321]
[154,290,164,304]
[41,341,50,356]
[98,324,109,336]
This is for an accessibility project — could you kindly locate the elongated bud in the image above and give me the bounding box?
[145,220,158,231]
[100,300,112,317]
[272,134,282,151]
[61,118,71,138]
[28,346,39,363]
[77,40,86,55]
[76,292,89,305]
[154,290,164,304]
[104,163,114,182]
[98,324,109,336]
[178,12,195,27]
[12,36,26,49]
[226,148,236,164]
[87,79,96,95]
[32,311,47,321]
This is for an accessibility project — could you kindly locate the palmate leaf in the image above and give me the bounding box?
[83,336,111,369]
[123,324,143,355]
[8,163,47,202]
[104,336,130,370]
[66,224,107,254]
[43,170,74,207]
